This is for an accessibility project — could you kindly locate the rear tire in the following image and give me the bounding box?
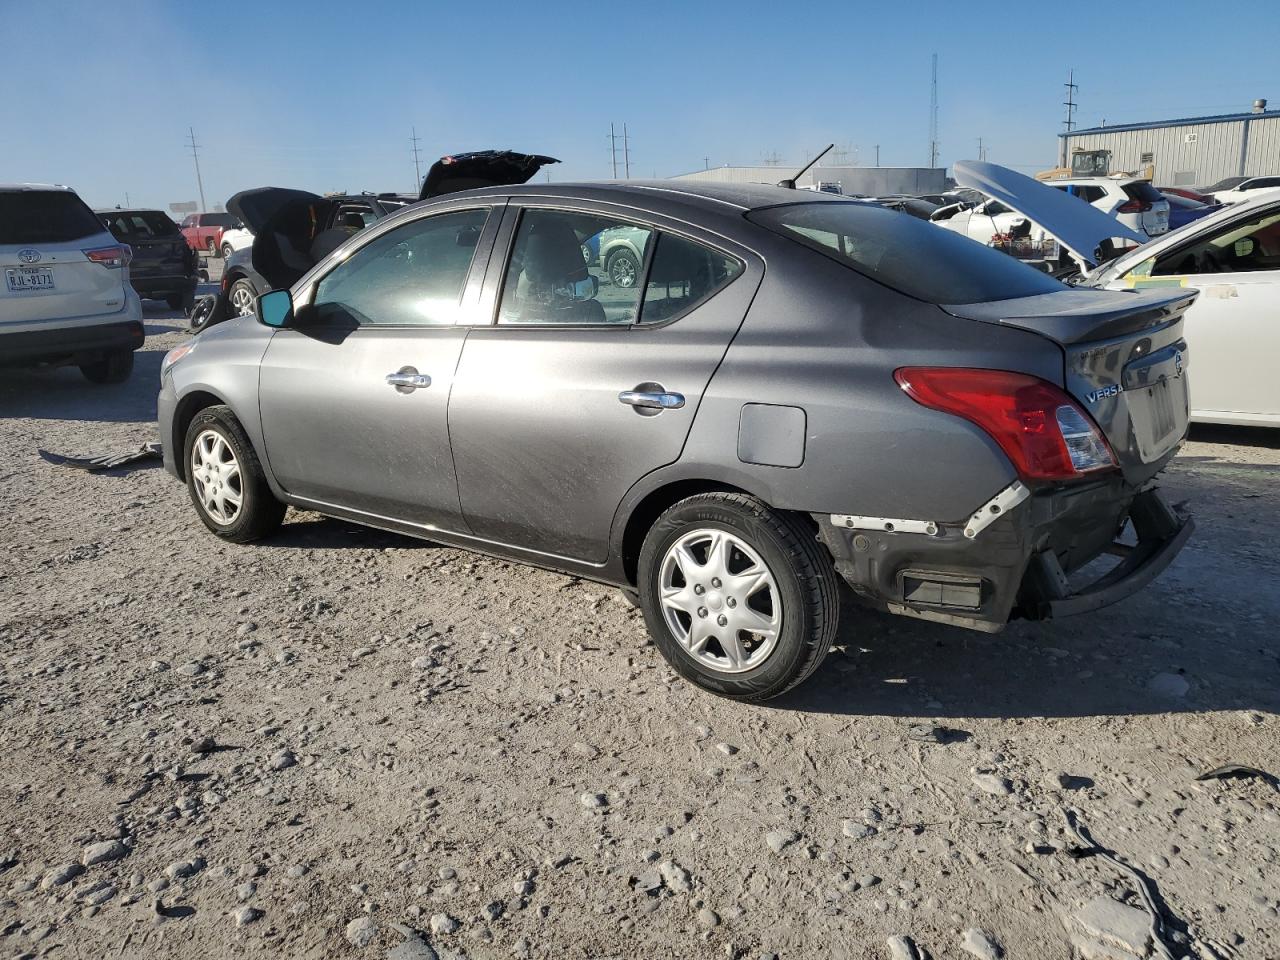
[79,350,134,384]
[183,406,285,543]
[637,493,839,702]
[606,248,640,288]
[221,243,234,259]
[206,238,217,255]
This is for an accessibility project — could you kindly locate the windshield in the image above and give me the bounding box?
[0,190,104,244]
[100,210,179,238]
[748,201,1064,304]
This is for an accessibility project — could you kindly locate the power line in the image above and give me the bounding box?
[1063,68,1079,132]
[410,127,424,188]
[186,126,206,214]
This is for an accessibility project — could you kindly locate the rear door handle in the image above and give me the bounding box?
[386,367,431,392]
[618,389,685,410]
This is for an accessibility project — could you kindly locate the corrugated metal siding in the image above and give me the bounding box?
[1244,116,1280,176]
[672,166,946,195]
[1062,115,1280,185]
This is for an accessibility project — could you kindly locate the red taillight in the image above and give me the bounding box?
[894,367,1116,481]
[83,244,131,268]
[1116,199,1152,213]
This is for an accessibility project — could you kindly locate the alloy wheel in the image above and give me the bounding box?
[658,527,781,674]
[230,283,255,316]
[190,429,243,525]
[609,253,637,288]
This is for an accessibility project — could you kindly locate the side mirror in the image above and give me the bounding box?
[256,289,293,328]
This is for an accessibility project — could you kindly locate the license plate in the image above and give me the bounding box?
[5,266,55,292]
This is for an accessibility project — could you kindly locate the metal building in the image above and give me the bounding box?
[670,165,947,196]
[1059,100,1280,187]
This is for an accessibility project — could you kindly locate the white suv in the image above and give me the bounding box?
[1,183,144,383]
[218,225,253,259]
[1045,176,1170,239]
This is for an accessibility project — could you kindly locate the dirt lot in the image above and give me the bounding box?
[1,305,1278,960]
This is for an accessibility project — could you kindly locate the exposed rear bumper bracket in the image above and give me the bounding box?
[1024,490,1193,619]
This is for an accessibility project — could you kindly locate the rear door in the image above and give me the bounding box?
[447,201,759,563]
[258,203,499,529]
[0,189,127,327]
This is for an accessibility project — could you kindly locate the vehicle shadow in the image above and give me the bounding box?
[1187,423,1280,448]
[263,514,436,551]
[0,348,167,425]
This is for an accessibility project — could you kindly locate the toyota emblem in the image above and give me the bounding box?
[18,249,41,264]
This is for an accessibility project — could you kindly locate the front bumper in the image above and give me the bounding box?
[157,377,180,480]
[815,481,1191,633]
[0,318,145,366]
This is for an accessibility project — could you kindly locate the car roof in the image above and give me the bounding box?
[444,179,843,215]
[0,182,76,192]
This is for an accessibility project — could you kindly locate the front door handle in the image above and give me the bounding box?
[386,367,431,393]
[618,386,685,412]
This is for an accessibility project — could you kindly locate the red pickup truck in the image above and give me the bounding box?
[178,212,240,255]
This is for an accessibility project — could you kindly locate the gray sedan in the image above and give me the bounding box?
[158,180,1194,701]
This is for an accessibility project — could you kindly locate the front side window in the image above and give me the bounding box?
[312,208,489,326]
[750,201,1063,304]
[1151,208,1280,276]
[499,210,654,324]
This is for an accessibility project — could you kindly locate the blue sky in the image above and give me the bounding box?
[4,0,1278,210]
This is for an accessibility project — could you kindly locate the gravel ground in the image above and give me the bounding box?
[1,304,1278,960]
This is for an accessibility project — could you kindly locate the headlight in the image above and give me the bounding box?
[162,342,195,376]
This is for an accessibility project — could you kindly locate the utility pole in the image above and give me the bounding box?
[928,53,940,169]
[623,123,631,179]
[124,192,130,207]
[875,144,880,167]
[762,151,783,166]
[410,127,424,188]
[187,126,206,213]
[977,137,986,162]
[609,123,618,178]
[704,156,710,170]
[1063,68,1078,132]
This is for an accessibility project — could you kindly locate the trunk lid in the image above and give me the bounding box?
[227,187,335,292]
[944,286,1197,484]
[1,188,126,326]
[953,161,1148,269]
[98,210,190,277]
[418,150,559,201]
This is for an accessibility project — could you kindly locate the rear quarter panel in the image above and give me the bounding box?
[669,237,1065,524]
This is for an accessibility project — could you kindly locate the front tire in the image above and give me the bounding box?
[79,349,134,384]
[637,493,839,701]
[184,406,285,543]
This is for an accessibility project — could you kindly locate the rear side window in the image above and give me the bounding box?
[101,211,179,239]
[749,201,1063,304]
[640,233,743,324]
[0,190,104,244]
[1123,182,1164,203]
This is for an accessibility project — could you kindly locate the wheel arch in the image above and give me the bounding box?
[169,389,230,481]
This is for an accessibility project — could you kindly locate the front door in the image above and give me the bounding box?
[448,203,760,563]
[1124,204,1280,421]
[258,205,496,530]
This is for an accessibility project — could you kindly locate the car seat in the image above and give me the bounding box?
[513,217,606,324]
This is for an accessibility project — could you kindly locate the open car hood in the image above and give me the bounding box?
[952,161,1147,269]
[419,150,559,201]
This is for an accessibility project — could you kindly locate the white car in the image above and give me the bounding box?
[932,196,1034,245]
[218,225,253,259]
[0,183,144,383]
[1204,175,1280,205]
[1043,176,1170,239]
[1089,191,1280,426]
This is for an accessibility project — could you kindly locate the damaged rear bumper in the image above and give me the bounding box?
[814,481,1191,633]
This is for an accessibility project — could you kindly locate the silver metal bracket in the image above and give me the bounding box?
[830,514,939,537]
[963,481,1030,539]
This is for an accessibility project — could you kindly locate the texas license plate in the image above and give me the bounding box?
[5,266,55,292]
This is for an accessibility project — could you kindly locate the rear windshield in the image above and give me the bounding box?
[1123,182,1164,203]
[202,213,239,227]
[0,190,104,245]
[101,210,179,238]
[748,201,1064,304]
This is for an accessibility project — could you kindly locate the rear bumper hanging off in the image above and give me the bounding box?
[815,482,1192,633]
